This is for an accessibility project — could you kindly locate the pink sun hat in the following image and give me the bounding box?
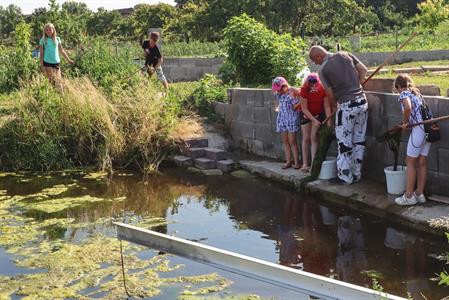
[272,76,288,92]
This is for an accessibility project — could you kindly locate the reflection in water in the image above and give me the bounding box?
[336,216,367,283]
[384,228,431,300]
[0,168,447,299]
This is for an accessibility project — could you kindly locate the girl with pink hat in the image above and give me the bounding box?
[272,76,301,169]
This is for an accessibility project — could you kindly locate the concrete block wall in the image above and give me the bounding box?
[354,50,449,67]
[163,49,449,82]
[163,58,224,82]
[217,88,449,196]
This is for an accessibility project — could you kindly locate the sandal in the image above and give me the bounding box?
[293,163,301,169]
[300,165,310,173]
[282,162,292,169]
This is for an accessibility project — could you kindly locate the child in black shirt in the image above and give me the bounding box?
[142,31,168,91]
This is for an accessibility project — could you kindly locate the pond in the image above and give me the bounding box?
[0,168,447,299]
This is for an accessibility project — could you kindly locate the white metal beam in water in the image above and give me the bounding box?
[114,222,406,300]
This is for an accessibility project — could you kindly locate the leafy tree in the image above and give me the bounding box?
[416,0,449,33]
[86,8,123,37]
[0,5,24,39]
[223,14,305,85]
[164,2,205,42]
[133,3,175,40]
[305,0,380,36]
[28,0,89,47]
[61,1,90,15]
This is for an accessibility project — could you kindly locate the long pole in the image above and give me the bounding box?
[362,31,417,87]
[386,114,449,134]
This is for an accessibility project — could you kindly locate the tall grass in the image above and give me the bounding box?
[0,75,203,173]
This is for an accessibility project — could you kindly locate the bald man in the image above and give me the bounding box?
[309,46,368,184]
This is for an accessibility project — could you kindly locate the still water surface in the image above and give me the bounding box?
[0,168,447,299]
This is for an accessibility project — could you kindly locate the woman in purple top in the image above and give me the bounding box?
[272,76,300,169]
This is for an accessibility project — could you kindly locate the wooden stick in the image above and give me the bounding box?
[386,114,449,134]
[362,32,417,86]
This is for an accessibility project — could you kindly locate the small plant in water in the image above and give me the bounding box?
[376,128,402,171]
[371,278,388,300]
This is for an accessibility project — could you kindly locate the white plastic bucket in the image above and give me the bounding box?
[319,159,337,180]
[384,166,407,195]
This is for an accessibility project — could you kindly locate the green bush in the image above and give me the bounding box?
[0,23,38,93]
[223,14,306,85]
[190,74,227,118]
[68,37,143,98]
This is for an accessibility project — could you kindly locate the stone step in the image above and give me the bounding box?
[182,147,206,159]
[201,169,224,176]
[204,148,229,161]
[216,159,240,173]
[183,137,209,148]
[421,65,449,72]
[393,67,423,74]
[195,158,216,170]
[171,155,193,167]
[366,68,388,76]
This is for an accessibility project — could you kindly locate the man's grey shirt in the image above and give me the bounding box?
[318,52,365,104]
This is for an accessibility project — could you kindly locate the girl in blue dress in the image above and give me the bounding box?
[272,76,301,169]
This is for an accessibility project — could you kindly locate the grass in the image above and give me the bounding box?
[0,76,204,173]
[118,40,227,59]
[369,60,449,93]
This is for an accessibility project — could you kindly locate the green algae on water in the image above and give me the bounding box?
[83,171,108,180]
[18,195,126,214]
[0,175,236,299]
[0,172,24,178]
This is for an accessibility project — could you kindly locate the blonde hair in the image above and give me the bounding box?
[393,73,421,97]
[42,23,57,45]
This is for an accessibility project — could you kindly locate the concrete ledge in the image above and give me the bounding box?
[240,160,309,189]
[240,160,449,236]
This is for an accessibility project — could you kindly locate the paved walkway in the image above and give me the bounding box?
[239,160,449,236]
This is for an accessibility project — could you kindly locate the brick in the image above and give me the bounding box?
[195,158,216,169]
[255,124,276,142]
[437,98,449,148]
[201,169,224,176]
[183,147,205,159]
[254,107,271,124]
[230,121,256,140]
[438,148,449,174]
[248,139,265,156]
[183,138,208,148]
[236,106,255,122]
[364,79,394,93]
[214,102,226,118]
[172,155,193,167]
[418,85,440,96]
[204,148,228,161]
[216,159,240,172]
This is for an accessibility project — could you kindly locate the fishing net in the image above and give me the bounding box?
[300,125,335,188]
[376,127,402,171]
